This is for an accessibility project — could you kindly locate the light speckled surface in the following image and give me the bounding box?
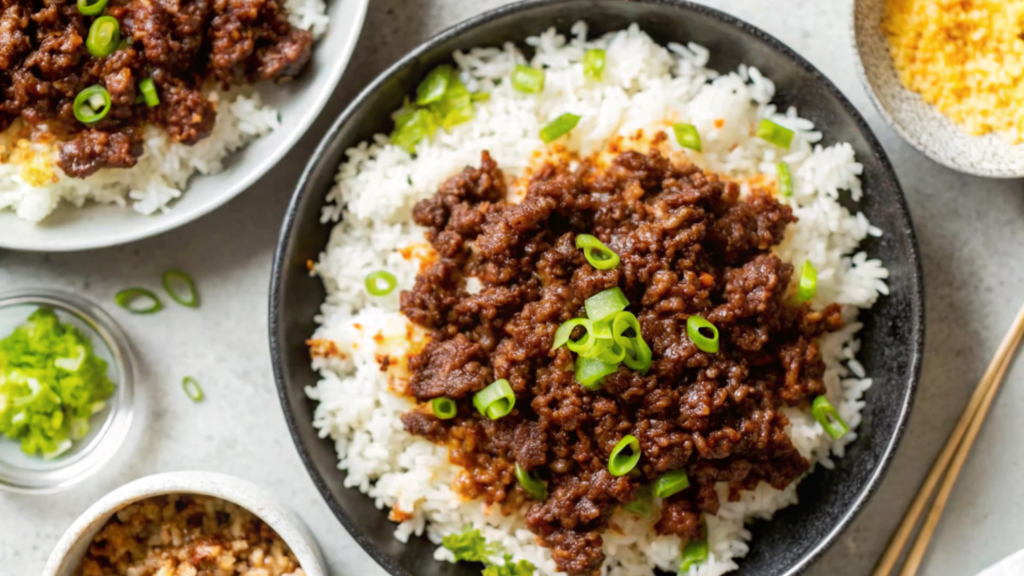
[853,0,1024,177]
[1,1,1023,575]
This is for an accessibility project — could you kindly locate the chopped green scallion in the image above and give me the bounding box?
[86,16,120,58]
[575,234,619,270]
[139,77,159,107]
[162,269,198,307]
[365,270,398,297]
[583,49,606,80]
[512,64,545,93]
[777,161,793,197]
[416,65,453,105]
[798,260,817,302]
[574,357,618,390]
[608,434,641,476]
[114,288,163,314]
[686,315,719,354]
[514,463,547,500]
[473,379,516,420]
[812,396,849,439]
[623,485,653,517]
[584,287,629,323]
[673,123,702,152]
[182,377,204,402]
[679,537,710,572]
[653,469,690,499]
[540,113,581,143]
[77,0,108,16]
[756,118,795,148]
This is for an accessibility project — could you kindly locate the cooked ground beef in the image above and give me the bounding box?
[398,145,844,575]
[0,0,313,178]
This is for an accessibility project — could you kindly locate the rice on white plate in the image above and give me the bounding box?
[306,22,889,576]
[0,0,329,224]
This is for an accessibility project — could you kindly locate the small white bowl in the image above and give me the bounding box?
[0,0,369,252]
[852,0,1024,177]
[43,471,326,576]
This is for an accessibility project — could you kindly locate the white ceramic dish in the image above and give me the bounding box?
[852,0,1024,178]
[43,471,326,576]
[0,0,369,252]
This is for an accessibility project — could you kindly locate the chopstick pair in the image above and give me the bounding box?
[872,300,1024,576]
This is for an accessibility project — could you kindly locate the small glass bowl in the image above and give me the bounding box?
[0,289,135,493]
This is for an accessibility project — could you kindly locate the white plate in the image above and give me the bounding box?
[0,0,369,252]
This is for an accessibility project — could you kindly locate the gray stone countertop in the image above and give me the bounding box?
[3,1,1024,575]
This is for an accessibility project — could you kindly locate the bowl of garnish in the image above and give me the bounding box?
[0,289,134,493]
[43,471,325,576]
[853,0,1024,177]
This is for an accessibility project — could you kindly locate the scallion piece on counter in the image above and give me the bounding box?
[583,48,606,80]
[686,315,719,354]
[86,16,120,58]
[797,260,817,302]
[777,161,793,197]
[756,118,795,148]
[114,287,163,314]
[540,113,581,143]
[139,77,160,107]
[679,537,710,572]
[514,463,547,500]
[551,318,595,354]
[812,396,849,439]
[653,469,690,499]
[613,311,652,373]
[162,269,198,307]
[365,270,398,296]
[77,0,108,16]
[673,123,702,152]
[584,287,629,322]
[575,234,620,270]
[575,357,618,390]
[431,397,457,420]
[623,485,653,517]
[416,65,452,105]
[73,85,112,125]
[608,434,641,476]
[182,376,204,402]
[473,379,515,420]
[511,64,545,93]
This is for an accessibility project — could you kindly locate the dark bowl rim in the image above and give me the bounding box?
[269,1,926,575]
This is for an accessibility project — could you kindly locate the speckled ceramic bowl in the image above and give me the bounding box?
[42,471,326,576]
[853,0,1024,177]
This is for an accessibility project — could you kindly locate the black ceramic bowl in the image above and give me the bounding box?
[270,1,925,575]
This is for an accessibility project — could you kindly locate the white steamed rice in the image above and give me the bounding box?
[306,22,890,576]
[0,0,329,223]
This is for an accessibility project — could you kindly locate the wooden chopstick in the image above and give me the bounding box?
[872,299,1024,576]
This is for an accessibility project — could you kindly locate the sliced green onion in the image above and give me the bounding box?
[515,463,547,500]
[672,123,702,152]
[585,287,629,322]
[73,85,111,124]
[77,0,108,16]
[588,337,626,364]
[552,318,595,354]
[575,234,620,270]
[679,537,709,572]
[512,64,545,93]
[812,396,849,439]
[391,106,438,154]
[613,311,652,373]
[416,65,452,105]
[575,357,618,390]
[608,434,641,476]
[182,377,204,402]
[623,485,653,517]
[162,269,198,307]
[139,77,159,107]
[686,315,719,354]
[756,118,795,148]
[86,16,120,58]
[777,161,793,197]
[473,379,515,420]
[365,270,398,296]
[583,49,607,80]
[798,260,817,302]
[653,469,690,499]
[471,92,491,102]
[431,397,457,420]
[540,113,581,144]
[114,288,163,314]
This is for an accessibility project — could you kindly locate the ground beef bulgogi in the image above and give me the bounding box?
[399,143,844,575]
[0,0,313,177]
